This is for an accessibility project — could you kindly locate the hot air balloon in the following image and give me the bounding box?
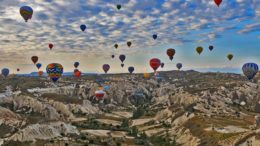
[17,68,20,72]
[80,24,86,32]
[1,68,9,78]
[119,54,126,63]
[176,63,183,70]
[209,45,214,51]
[161,63,164,68]
[153,34,157,40]
[38,71,43,76]
[74,69,79,73]
[227,54,233,61]
[127,41,132,47]
[128,66,134,74]
[114,44,118,49]
[74,71,81,78]
[112,55,115,59]
[242,63,259,80]
[49,43,53,50]
[20,6,33,22]
[121,64,124,68]
[95,90,105,100]
[116,4,122,10]
[46,63,63,82]
[144,73,150,78]
[36,63,42,69]
[214,0,222,7]
[196,46,203,55]
[167,48,175,61]
[103,64,110,73]
[74,62,80,68]
[31,56,38,64]
[150,58,161,72]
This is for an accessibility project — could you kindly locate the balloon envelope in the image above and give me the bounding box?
[196,47,203,55]
[128,66,134,74]
[95,90,105,100]
[119,54,126,63]
[150,58,161,71]
[1,68,9,77]
[20,6,33,22]
[31,56,38,64]
[38,71,43,76]
[167,48,175,60]
[103,64,110,73]
[176,63,183,70]
[214,0,222,7]
[74,62,80,68]
[49,44,53,50]
[153,34,157,40]
[74,71,81,77]
[227,54,233,61]
[46,63,63,82]
[161,63,164,68]
[17,68,20,72]
[80,24,86,31]
[117,4,122,10]
[114,44,118,49]
[242,63,259,80]
[36,63,42,69]
[209,45,214,51]
[127,41,132,47]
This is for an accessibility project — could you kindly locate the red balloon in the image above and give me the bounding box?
[74,71,81,77]
[150,58,161,71]
[214,0,222,7]
[95,90,105,100]
[49,43,53,50]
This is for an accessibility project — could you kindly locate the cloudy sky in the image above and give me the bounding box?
[0,0,259,74]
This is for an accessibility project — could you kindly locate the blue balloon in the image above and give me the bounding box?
[36,63,42,69]
[176,63,183,70]
[1,68,9,77]
[104,85,111,91]
[242,63,259,80]
[128,66,134,74]
[80,24,86,32]
[153,34,157,40]
[74,62,80,68]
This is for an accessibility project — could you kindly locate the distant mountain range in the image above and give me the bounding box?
[16,72,97,77]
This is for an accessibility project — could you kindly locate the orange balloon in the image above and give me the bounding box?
[38,71,43,76]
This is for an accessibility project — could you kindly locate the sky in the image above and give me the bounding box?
[0,0,259,74]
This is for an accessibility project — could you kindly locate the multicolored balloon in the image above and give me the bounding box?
[242,63,259,80]
[176,63,183,70]
[80,24,86,31]
[20,6,33,22]
[150,58,161,72]
[46,63,63,82]
[167,48,175,61]
[196,46,203,55]
[36,63,42,69]
[1,68,9,78]
[74,62,80,68]
[128,66,134,74]
[103,64,110,73]
[31,56,38,64]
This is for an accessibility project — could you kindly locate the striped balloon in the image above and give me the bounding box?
[242,63,259,80]
[20,6,33,22]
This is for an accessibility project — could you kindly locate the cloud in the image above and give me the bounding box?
[238,22,260,34]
